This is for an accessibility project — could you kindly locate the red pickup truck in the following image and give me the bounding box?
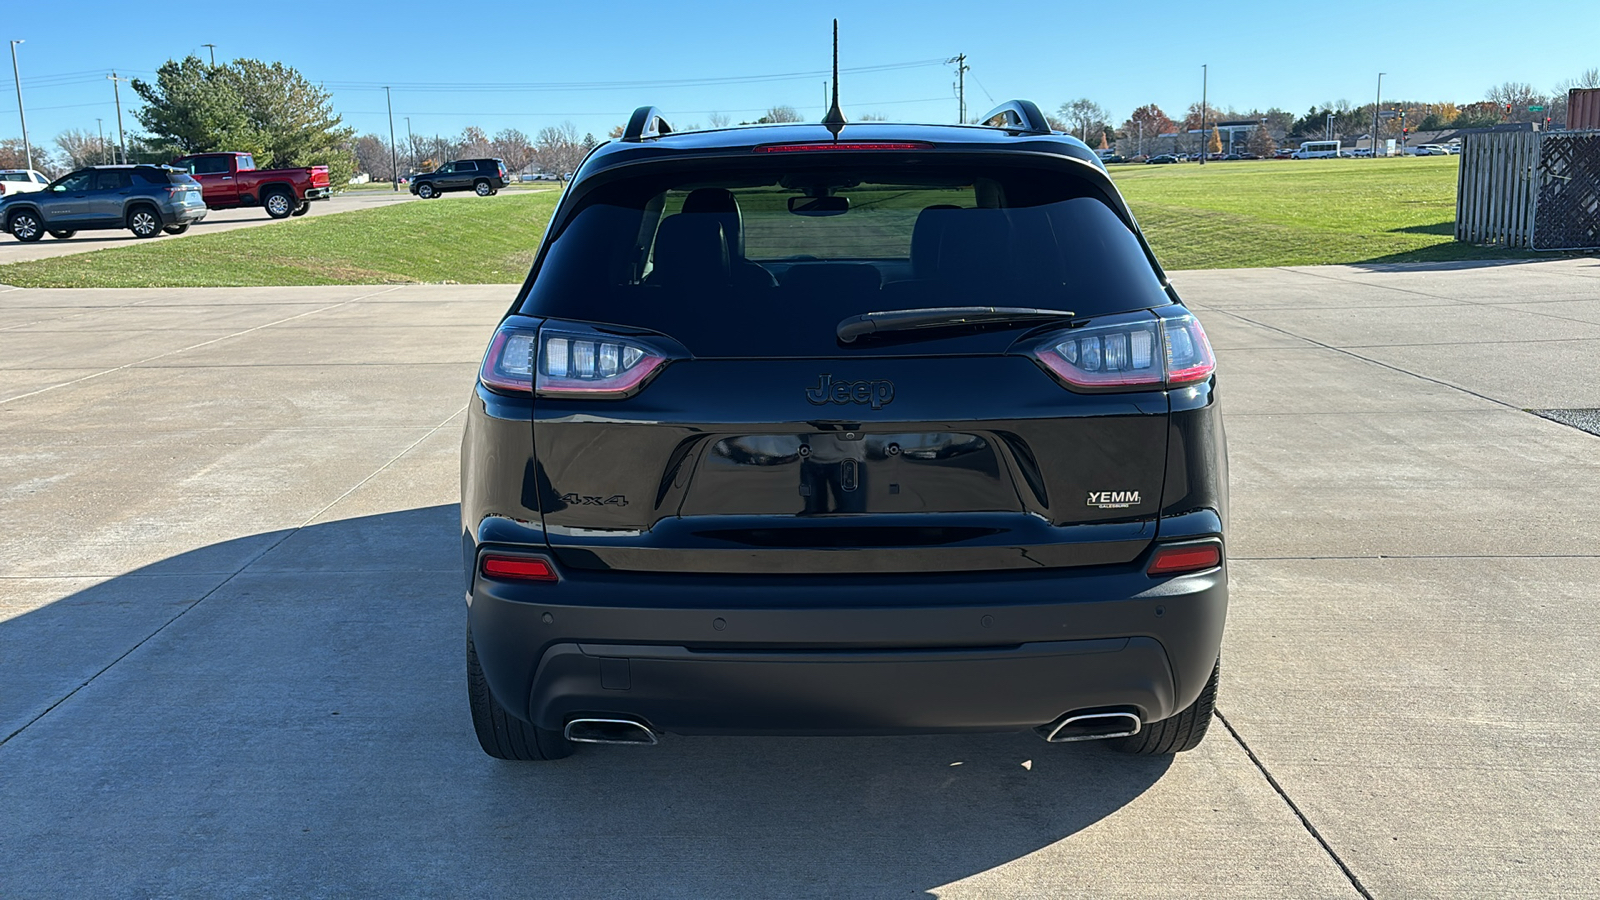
[170,152,333,219]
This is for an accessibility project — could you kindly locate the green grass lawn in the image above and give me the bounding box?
[0,191,561,287]
[1108,155,1512,269]
[0,155,1540,288]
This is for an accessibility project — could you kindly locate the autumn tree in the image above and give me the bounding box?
[1058,98,1111,144]
[55,128,110,168]
[353,133,395,180]
[491,128,536,174]
[536,121,585,180]
[1248,123,1276,157]
[1119,104,1176,155]
[1208,126,1223,155]
[1486,82,1547,122]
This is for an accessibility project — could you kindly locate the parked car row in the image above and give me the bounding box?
[1,164,208,241]
[1,150,344,242]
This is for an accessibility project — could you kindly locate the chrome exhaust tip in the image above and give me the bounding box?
[563,718,660,745]
[1037,710,1142,743]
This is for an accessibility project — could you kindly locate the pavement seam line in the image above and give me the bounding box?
[1215,710,1374,900]
[1209,307,1522,412]
[0,404,465,751]
[0,285,403,405]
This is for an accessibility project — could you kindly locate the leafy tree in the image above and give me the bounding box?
[132,56,356,188]
[1119,104,1176,155]
[131,57,258,156]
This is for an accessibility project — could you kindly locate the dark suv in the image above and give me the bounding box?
[462,102,1227,761]
[2,165,207,241]
[409,158,508,199]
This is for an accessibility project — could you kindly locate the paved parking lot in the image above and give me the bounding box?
[2,258,1598,897]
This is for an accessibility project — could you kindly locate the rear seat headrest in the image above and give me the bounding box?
[682,188,746,258]
[650,214,730,286]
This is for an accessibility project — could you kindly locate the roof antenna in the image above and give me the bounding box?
[822,19,847,139]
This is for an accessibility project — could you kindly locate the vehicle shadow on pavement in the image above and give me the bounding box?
[0,504,1170,897]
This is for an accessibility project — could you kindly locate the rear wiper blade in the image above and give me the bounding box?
[837,307,1075,344]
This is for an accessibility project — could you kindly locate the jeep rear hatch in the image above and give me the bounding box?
[493,159,1204,574]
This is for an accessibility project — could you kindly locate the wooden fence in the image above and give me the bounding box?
[1455,131,1540,248]
[1457,130,1600,250]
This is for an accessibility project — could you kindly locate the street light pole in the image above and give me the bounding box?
[202,43,217,67]
[9,40,32,172]
[404,117,414,173]
[384,86,399,192]
[1199,63,1208,166]
[1372,72,1384,158]
[97,118,105,164]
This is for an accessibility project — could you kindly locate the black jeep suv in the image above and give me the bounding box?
[409,158,508,199]
[462,102,1227,761]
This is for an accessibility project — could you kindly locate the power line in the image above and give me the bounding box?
[324,58,946,94]
[340,96,954,119]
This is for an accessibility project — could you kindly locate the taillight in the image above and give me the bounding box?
[1025,312,1215,392]
[478,322,539,394]
[480,554,558,582]
[1147,541,1222,576]
[535,323,670,398]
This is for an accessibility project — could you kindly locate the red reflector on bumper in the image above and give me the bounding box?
[1147,543,1222,576]
[480,555,558,582]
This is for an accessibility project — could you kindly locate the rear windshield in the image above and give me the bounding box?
[132,166,181,185]
[521,162,1168,355]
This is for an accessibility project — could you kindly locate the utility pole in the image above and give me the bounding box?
[202,43,217,67]
[1372,72,1384,158]
[947,53,968,124]
[108,71,130,164]
[1199,63,1208,166]
[384,86,399,192]
[9,40,31,172]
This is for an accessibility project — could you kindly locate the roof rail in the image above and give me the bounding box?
[978,100,1052,135]
[622,106,673,142]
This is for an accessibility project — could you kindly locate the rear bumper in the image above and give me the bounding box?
[468,559,1227,735]
[167,205,208,224]
[304,187,332,200]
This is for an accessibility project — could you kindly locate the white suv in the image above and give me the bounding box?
[0,169,50,197]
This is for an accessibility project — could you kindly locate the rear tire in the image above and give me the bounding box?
[1109,657,1219,755]
[290,202,310,217]
[264,190,294,218]
[127,206,161,238]
[467,629,573,761]
[48,229,76,239]
[8,211,43,242]
[474,179,493,197]
[162,224,189,235]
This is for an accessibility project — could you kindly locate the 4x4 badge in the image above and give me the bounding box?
[805,374,895,410]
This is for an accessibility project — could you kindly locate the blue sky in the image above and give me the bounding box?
[2,0,1595,149]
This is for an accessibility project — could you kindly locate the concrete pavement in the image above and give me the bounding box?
[1,258,1598,897]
